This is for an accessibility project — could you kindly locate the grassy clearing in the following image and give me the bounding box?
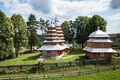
[115,49,120,53]
[0,50,85,66]
[0,52,41,66]
[44,50,85,63]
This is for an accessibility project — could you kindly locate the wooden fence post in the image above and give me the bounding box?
[98,68,100,72]
[20,65,22,69]
[69,61,72,66]
[62,72,64,77]
[77,71,82,75]
[26,75,28,79]
[83,60,85,65]
[9,76,11,80]
[43,74,45,78]
[113,65,116,70]
[55,63,58,67]
[108,59,111,65]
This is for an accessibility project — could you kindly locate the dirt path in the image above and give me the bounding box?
[62,55,76,59]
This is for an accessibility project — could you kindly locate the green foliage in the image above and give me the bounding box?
[27,14,40,52]
[61,15,107,49]
[0,10,14,59]
[11,14,28,57]
[61,21,73,43]
[72,40,81,48]
[86,15,107,36]
[74,16,89,48]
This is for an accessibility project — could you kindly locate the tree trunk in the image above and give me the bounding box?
[30,44,33,52]
[16,43,20,57]
[81,43,84,49]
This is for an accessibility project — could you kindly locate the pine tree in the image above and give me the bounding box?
[27,14,40,52]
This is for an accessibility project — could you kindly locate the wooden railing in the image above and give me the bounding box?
[0,65,120,80]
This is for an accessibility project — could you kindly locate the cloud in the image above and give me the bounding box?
[110,0,120,9]
[29,0,51,14]
[108,13,120,27]
[0,0,12,8]
[28,0,111,21]
[0,0,111,22]
[108,13,120,21]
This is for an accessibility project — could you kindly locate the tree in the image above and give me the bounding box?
[27,14,40,52]
[74,16,89,48]
[86,15,107,36]
[64,15,107,49]
[39,18,49,40]
[61,21,73,43]
[0,10,14,60]
[11,14,28,57]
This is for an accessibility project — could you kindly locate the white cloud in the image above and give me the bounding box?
[0,0,12,8]
[0,0,111,22]
[108,13,120,27]
[20,0,111,21]
[106,13,120,33]
[108,13,120,21]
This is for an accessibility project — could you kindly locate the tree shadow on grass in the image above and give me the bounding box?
[67,50,84,55]
[75,56,86,61]
[22,53,42,61]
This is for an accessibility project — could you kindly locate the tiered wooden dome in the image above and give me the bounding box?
[38,24,68,58]
[83,27,116,59]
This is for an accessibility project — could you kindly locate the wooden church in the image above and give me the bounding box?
[38,23,68,58]
[83,27,116,59]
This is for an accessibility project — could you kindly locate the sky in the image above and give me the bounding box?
[0,0,120,34]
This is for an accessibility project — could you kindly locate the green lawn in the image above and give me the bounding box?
[0,50,85,66]
[44,50,85,63]
[42,69,120,80]
[0,52,41,66]
[115,49,120,53]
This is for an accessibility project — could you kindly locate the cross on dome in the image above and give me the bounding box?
[97,26,100,30]
[54,15,59,26]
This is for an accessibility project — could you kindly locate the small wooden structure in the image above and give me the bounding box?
[83,27,116,59]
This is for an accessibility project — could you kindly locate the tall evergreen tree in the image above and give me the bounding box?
[0,11,14,60]
[11,14,28,57]
[39,18,49,35]
[27,14,40,52]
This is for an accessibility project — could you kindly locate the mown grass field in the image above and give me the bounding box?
[44,50,85,63]
[0,52,41,66]
[0,50,85,66]
[0,48,119,66]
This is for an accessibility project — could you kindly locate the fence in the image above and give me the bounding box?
[0,64,38,69]
[0,58,120,70]
[0,65,120,80]
[43,58,120,68]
